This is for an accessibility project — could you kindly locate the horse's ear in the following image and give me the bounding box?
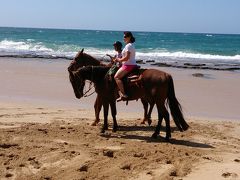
[80,48,84,54]
[74,48,84,61]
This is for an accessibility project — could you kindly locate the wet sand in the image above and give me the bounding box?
[0,57,240,179]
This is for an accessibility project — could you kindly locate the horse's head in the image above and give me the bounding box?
[68,48,101,72]
[68,69,85,99]
[68,49,85,72]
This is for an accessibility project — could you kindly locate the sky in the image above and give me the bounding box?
[0,0,240,34]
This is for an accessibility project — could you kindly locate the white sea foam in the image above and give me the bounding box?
[0,40,53,54]
[0,40,76,58]
[136,51,240,63]
[0,40,240,65]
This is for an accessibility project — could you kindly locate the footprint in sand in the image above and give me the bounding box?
[0,143,19,148]
[222,172,238,178]
[234,159,240,162]
[5,173,13,178]
[28,157,42,169]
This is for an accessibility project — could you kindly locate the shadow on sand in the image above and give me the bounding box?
[101,125,214,149]
[118,125,181,133]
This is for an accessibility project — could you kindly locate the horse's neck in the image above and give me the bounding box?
[90,58,101,66]
[90,66,109,83]
[84,54,101,66]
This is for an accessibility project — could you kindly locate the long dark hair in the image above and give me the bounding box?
[124,31,135,43]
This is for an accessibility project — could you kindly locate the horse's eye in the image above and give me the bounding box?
[72,60,77,64]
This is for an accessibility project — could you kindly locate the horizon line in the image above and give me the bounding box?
[0,26,239,36]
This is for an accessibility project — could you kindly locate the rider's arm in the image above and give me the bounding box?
[115,51,130,63]
[106,54,113,60]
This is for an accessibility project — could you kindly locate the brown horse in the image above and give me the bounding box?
[68,49,153,125]
[68,49,106,126]
[69,65,189,141]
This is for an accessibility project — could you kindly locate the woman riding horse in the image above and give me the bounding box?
[68,49,154,126]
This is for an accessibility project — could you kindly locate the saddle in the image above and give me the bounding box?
[106,65,145,102]
[107,65,142,82]
[123,66,143,86]
[122,66,146,101]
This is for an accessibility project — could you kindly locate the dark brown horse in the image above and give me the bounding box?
[68,49,114,126]
[69,66,119,132]
[68,49,153,125]
[69,63,189,141]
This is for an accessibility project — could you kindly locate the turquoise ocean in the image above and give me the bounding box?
[0,27,240,70]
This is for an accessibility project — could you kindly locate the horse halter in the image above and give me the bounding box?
[68,60,78,72]
[74,66,95,98]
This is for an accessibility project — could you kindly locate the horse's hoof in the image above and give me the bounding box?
[100,126,108,133]
[151,133,158,139]
[148,120,152,126]
[100,129,105,133]
[112,126,118,132]
[91,119,100,126]
[140,121,146,125]
[165,137,170,142]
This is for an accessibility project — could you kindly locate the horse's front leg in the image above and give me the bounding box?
[92,95,102,126]
[140,98,148,124]
[101,102,109,133]
[110,101,118,132]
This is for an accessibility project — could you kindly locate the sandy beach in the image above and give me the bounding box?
[1,57,240,180]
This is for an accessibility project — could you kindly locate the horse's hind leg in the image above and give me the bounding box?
[152,101,171,141]
[110,101,118,132]
[152,112,163,139]
[162,106,171,141]
[92,95,102,126]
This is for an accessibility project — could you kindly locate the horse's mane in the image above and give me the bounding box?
[82,53,101,65]
[75,66,110,82]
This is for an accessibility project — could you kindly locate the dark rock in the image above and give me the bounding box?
[5,173,13,178]
[146,60,155,63]
[169,170,177,176]
[136,60,144,64]
[222,172,231,178]
[133,153,144,158]
[0,143,18,149]
[151,62,172,67]
[192,73,204,77]
[103,150,114,158]
[121,164,131,170]
[184,63,206,67]
[78,164,88,172]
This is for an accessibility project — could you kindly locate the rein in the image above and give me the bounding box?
[83,66,95,97]
[83,80,95,97]
[74,66,96,98]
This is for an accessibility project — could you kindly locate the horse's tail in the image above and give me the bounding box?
[167,76,189,131]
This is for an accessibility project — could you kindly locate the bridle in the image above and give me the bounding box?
[74,66,95,98]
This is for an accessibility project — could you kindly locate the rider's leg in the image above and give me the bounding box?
[114,68,128,99]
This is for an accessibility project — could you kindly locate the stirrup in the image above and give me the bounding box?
[117,94,128,102]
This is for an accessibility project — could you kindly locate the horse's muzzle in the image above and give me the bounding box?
[75,90,83,99]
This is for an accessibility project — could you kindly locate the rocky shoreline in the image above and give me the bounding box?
[137,60,240,71]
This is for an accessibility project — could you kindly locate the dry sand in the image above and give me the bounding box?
[1,57,240,180]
